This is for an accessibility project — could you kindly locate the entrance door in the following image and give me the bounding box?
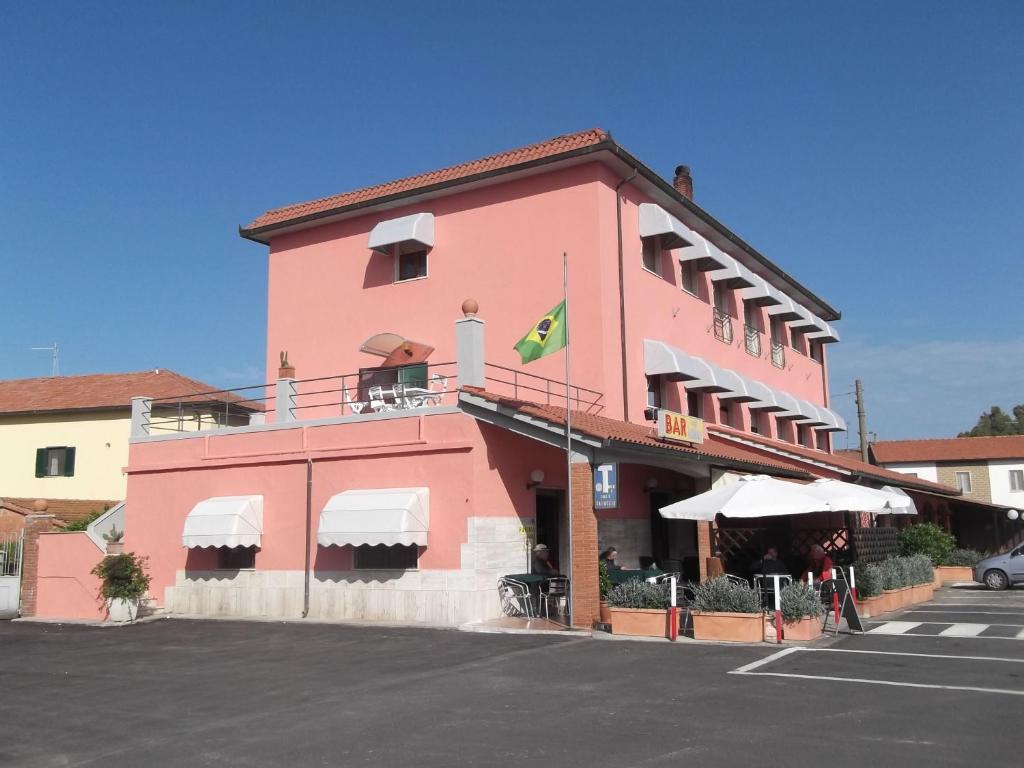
[0,531,23,618]
[535,491,565,573]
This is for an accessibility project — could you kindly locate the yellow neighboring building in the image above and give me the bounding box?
[0,369,261,504]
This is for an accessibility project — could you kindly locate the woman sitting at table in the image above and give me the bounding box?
[802,545,833,583]
[599,547,622,571]
[532,543,559,576]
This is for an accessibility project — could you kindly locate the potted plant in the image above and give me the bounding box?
[691,577,763,643]
[854,561,883,618]
[606,579,671,637]
[775,582,824,641]
[91,552,151,623]
[906,554,934,603]
[878,558,905,613]
[598,560,612,625]
[899,522,954,566]
[935,548,983,586]
[103,526,125,555]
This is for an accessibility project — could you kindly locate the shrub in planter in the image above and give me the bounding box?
[776,582,824,641]
[855,561,883,599]
[905,553,935,603]
[692,577,763,643]
[606,580,670,637]
[91,552,150,623]
[899,523,955,565]
[942,548,983,567]
[878,557,908,612]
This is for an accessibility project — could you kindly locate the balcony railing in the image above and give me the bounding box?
[483,363,605,414]
[744,324,762,358]
[771,340,786,369]
[713,308,733,344]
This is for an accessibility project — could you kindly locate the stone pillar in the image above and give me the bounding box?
[20,503,56,618]
[455,299,485,388]
[131,396,152,437]
[569,462,599,628]
[275,378,297,422]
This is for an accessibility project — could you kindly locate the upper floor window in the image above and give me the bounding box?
[1010,469,1024,492]
[815,430,830,452]
[646,375,663,409]
[641,236,662,275]
[718,401,732,428]
[750,410,763,435]
[798,424,814,448]
[680,259,699,296]
[35,446,76,478]
[790,327,806,355]
[955,471,972,493]
[809,340,823,363]
[396,250,428,282]
[686,390,704,420]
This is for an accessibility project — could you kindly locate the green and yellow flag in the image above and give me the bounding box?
[514,300,567,364]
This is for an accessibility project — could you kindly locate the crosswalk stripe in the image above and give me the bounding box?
[868,621,921,634]
[1017,628,1024,640]
[938,623,988,637]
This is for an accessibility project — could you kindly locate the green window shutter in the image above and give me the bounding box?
[35,448,47,478]
[63,447,76,477]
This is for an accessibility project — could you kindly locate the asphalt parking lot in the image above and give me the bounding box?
[1,586,1019,768]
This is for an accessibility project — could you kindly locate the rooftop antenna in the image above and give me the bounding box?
[31,343,60,377]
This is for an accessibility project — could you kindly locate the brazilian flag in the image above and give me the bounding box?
[514,300,567,364]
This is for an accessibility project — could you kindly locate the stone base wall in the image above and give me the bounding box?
[597,518,651,570]
[164,517,529,626]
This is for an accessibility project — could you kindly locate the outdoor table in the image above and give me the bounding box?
[504,573,566,617]
[608,568,663,585]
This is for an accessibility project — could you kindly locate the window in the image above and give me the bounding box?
[816,431,830,452]
[646,375,663,409]
[680,259,699,295]
[750,410,762,435]
[35,446,76,478]
[1010,469,1024,492]
[790,327,805,354]
[798,424,814,448]
[718,401,732,428]
[217,547,256,570]
[641,236,661,274]
[354,544,418,570]
[395,250,427,282]
[809,340,823,363]
[686,390,703,420]
[955,471,972,493]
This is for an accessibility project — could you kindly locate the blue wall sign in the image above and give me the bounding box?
[594,462,618,509]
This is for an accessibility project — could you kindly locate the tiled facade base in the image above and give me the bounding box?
[164,517,529,626]
[597,518,651,570]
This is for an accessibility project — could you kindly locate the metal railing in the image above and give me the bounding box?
[483,363,604,414]
[713,308,733,344]
[148,382,273,434]
[744,324,761,358]
[771,340,786,369]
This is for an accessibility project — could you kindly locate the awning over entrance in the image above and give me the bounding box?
[182,496,263,548]
[317,488,429,547]
[659,475,826,521]
[638,203,695,250]
[367,212,435,255]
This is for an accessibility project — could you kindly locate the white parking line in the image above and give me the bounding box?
[938,623,988,637]
[1017,628,1024,640]
[868,621,921,634]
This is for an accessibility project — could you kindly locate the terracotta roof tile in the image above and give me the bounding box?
[0,370,263,415]
[708,426,960,495]
[463,389,811,477]
[0,497,119,525]
[871,436,1024,463]
[244,128,611,232]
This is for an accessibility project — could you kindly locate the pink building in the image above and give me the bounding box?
[31,129,957,626]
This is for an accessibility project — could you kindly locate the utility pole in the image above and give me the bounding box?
[855,379,869,463]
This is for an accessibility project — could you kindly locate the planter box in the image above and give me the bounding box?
[880,589,900,614]
[106,598,137,623]
[692,611,764,643]
[910,584,931,604]
[599,601,611,625]
[934,566,974,586]
[608,607,667,638]
[859,595,880,618]
[897,586,913,608]
[782,616,823,641]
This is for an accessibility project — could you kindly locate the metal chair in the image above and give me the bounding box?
[538,577,570,621]
[498,577,534,618]
[367,386,396,413]
[654,573,696,634]
[726,574,750,587]
[343,387,367,415]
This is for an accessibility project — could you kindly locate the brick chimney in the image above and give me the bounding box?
[673,165,693,199]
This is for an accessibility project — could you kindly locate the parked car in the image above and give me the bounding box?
[974,543,1024,590]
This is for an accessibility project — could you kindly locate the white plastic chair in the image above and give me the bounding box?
[367,386,395,413]
[343,387,366,415]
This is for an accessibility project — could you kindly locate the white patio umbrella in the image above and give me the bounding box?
[658,474,830,521]
[801,478,910,513]
[876,485,919,515]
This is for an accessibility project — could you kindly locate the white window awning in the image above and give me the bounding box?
[715,368,759,402]
[677,231,729,270]
[813,407,847,432]
[796,399,830,427]
[745,380,788,412]
[805,320,841,344]
[708,253,756,289]
[738,273,783,307]
[643,340,729,392]
[765,294,804,322]
[787,304,820,331]
[368,213,435,255]
[318,488,429,547]
[182,496,263,549]
[773,390,807,420]
[638,203,695,250]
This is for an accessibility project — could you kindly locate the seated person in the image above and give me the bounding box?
[802,545,834,583]
[753,547,789,575]
[599,547,622,571]
[531,543,559,576]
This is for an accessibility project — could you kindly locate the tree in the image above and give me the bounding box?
[958,404,1024,437]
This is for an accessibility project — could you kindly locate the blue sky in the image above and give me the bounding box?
[2,1,1021,439]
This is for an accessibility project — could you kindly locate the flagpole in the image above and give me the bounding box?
[563,251,574,628]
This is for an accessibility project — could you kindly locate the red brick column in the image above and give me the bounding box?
[20,513,57,617]
[698,521,713,582]
[570,462,599,628]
